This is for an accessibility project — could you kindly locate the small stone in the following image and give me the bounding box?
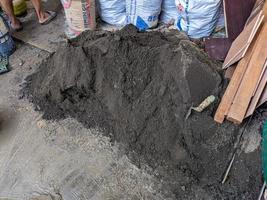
[37,120,47,129]
[36,105,41,111]
[181,186,186,191]
[19,59,24,66]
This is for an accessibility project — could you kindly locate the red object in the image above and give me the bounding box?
[204,38,232,61]
[204,0,257,61]
[224,0,256,40]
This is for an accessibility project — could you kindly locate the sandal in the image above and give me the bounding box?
[39,11,57,25]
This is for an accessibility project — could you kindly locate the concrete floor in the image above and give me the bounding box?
[0,42,174,200]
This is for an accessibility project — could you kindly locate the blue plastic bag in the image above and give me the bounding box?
[160,0,178,25]
[126,0,162,31]
[175,0,221,38]
[97,0,127,26]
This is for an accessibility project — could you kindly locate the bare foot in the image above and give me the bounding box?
[38,11,57,25]
[38,11,49,24]
[10,18,22,31]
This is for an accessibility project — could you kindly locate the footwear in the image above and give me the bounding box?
[39,11,57,25]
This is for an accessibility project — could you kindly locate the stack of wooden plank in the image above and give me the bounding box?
[214,0,267,124]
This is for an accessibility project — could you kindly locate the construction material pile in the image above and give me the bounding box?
[24,26,261,199]
[215,1,267,124]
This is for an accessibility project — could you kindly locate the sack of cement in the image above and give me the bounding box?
[61,0,96,38]
[97,0,127,26]
[126,0,162,31]
[174,0,221,38]
[160,0,178,25]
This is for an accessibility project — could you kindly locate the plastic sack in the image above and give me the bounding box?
[160,0,178,25]
[13,0,27,17]
[0,14,15,57]
[126,0,162,31]
[61,0,96,38]
[174,0,221,38]
[97,0,127,26]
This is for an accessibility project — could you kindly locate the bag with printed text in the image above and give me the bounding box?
[61,0,96,38]
[126,0,162,31]
[175,0,221,38]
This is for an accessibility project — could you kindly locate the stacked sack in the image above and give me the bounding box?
[160,0,178,25]
[97,0,127,26]
[126,0,162,31]
[96,0,163,30]
[174,0,222,38]
[96,0,223,38]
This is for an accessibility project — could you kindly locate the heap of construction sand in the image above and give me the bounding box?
[24,25,262,199]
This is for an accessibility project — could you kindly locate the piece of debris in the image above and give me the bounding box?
[222,153,236,184]
[264,188,267,200]
[19,58,24,66]
[262,120,267,197]
[37,120,47,129]
[258,182,266,200]
[186,95,216,120]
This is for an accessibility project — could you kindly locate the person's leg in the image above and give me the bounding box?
[30,0,50,23]
[0,0,21,29]
[30,0,57,24]
[30,0,45,22]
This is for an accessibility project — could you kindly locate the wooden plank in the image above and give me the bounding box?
[257,76,267,108]
[246,0,265,25]
[222,17,263,69]
[254,59,267,95]
[225,64,237,79]
[214,41,256,123]
[245,60,267,117]
[264,0,267,22]
[228,0,267,119]
[223,44,249,69]
[12,7,65,53]
[257,86,267,108]
[214,27,262,124]
[222,11,263,69]
[227,24,267,124]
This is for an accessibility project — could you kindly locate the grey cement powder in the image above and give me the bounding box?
[23,25,262,199]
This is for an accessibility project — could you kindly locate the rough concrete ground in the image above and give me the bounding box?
[0,42,175,200]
